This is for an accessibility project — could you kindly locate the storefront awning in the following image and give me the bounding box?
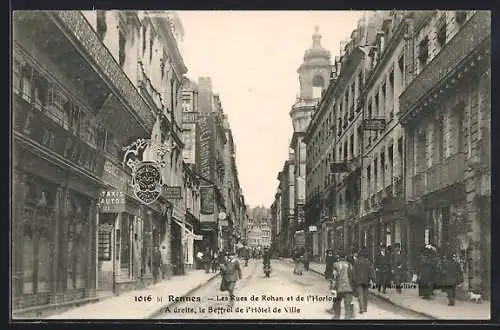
[172,218,202,240]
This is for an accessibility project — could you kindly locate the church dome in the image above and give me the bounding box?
[303,26,331,62]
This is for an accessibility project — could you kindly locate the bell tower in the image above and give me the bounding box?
[291,26,332,134]
[297,26,332,101]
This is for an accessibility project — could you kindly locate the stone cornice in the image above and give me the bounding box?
[150,14,188,81]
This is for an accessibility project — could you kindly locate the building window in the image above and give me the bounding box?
[455,11,467,26]
[96,11,107,42]
[149,30,154,63]
[418,36,429,66]
[142,24,147,57]
[397,54,405,93]
[119,32,126,68]
[436,15,447,49]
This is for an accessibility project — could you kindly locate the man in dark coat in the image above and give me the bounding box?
[152,246,162,283]
[353,249,375,314]
[220,251,243,306]
[440,253,464,306]
[392,244,405,294]
[417,251,436,299]
[330,251,355,320]
[324,249,336,279]
[375,247,391,294]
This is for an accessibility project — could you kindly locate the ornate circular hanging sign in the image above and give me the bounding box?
[133,161,162,205]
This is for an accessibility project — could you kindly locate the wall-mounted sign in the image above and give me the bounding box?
[182,112,198,124]
[193,234,204,241]
[219,219,229,227]
[197,114,213,180]
[132,161,162,204]
[309,225,318,232]
[99,190,126,213]
[13,97,105,176]
[363,119,386,131]
[330,162,349,173]
[200,186,215,215]
[163,186,182,200]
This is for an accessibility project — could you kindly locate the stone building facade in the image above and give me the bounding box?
[359,11,407,263]
[12,10,248,316]
[400,10,491,297]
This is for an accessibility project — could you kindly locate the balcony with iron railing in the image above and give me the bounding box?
[13,90,103,151]
[137,61,164,113]
[411,152,465,199]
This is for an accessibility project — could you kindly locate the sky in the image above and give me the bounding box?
[177,11,364,208]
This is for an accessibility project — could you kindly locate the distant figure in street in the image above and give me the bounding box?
[303,249,310,271]
[392,244,405,294]
[219,251,242,306]
[353,249,375,314]
[152,246,162,283]
[293,248,304,275]
[324,249,336,280]
[203,248,212,273]
[330,251,355,320]
[211,250,220,273]
[242,247,250,267]
[375,247,391,294]
[417,249,437,299]
[440,253,464,306]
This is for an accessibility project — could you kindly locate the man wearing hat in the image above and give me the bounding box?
[219,250,242,306]
[330,251,355,319]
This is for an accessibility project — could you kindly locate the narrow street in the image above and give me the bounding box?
[154,260,429,320]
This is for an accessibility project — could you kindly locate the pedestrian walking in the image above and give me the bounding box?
[353,249,375,314]
[392,243,404,294]
[304,249,310,271]
[293,248,304,275]
[219,251,243,306]
[440,252,464,306]
[324,249,335,279]
[330,251,355,320]
[375,246,391,294]
[152,246,162,283]
[211,250,220,273]
[417,248,437,299]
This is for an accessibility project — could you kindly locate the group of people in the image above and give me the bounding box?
[324,243,465,319]
[415,245,464,306]
[196,248,223,274]
[326,249,374,319]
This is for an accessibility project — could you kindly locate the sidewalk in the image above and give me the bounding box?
[45,269,220,319]
[285,259,490,320]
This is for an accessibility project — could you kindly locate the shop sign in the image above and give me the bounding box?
[182,112,198,124]
[330,162,349,173]
[197,114,212,180]
[309,225,317,232]
[193,234,203,240]
[163,186,182,200]
[99,190,125,213]
[200,186,215,215]
[132,161,162,205]
[363,119,386,131]
[14,101,105,176]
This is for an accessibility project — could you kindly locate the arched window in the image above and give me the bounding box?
[312,75,325,99]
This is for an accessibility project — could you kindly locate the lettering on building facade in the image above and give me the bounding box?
[197,113,212,180]
[14,100,105,176]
